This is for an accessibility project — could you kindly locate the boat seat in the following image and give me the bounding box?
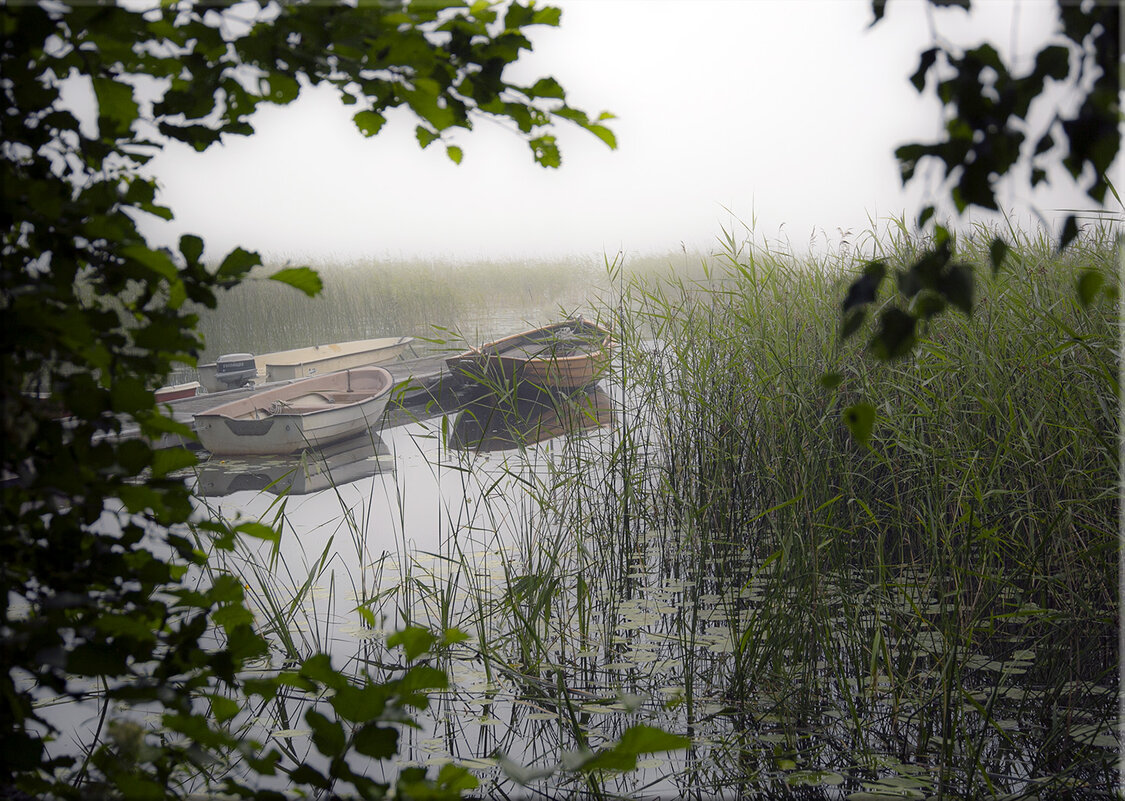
[266,398,333,415]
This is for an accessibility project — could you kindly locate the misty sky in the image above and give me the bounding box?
[139,0,1103,263]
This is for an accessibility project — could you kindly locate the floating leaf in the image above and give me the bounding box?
[788,770,846,787]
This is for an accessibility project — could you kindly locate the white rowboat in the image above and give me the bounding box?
[193,367,394,456]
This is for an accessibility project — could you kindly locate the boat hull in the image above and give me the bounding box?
[155,381,201,402]
[193,367,393,456]
[197,336,413,392]
[447,319,613,391]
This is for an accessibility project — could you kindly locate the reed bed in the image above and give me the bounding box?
[187,255,617,365]
[190,223,1119,799]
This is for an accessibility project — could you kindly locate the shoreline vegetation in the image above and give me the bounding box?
[180,219,1119,797]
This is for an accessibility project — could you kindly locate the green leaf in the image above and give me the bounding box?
[909,289,947,319]
[870,307,917,360]
[388,626,435,660]
[93,77,139,138]
[585,122,617,150]
[152,447,197,478]
[820,372,844,390]
[306,710,346,758]
[842,402,876,446]
[1077,269,1105,308]
[217,247,262,279]
[442,627,470,646]
[416,125,439,149]
[530,5,562,26]
[528,76,565,99]
[180,234,204,264]
[530,134,561,167]
[209,694,240,724]
[938,263,974,315]
[122,244,178,280]
[269,266,322,297]
[1058,214,1079,251]
[111,376,153,413]
[435,763,479,793]
[1034,44,1070,81]
[262,73,300,105]
[988,236,1009,273]
[870,0,887,25]
[353,110,387,137]
[235,521,281,546]
[331,682,388,723]
[446,144,463,164]
[354,724,399,759]
[615,724,690,755]
[841,307,867,340]
[299,653,347,691]
[910,48,939,92]
[288,763,331,790]
[842,261,886,312]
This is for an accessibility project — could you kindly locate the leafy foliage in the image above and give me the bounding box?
[0,1,618,797]
[834,0,1120,439]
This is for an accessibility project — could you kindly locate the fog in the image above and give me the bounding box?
[138,0,1101,263]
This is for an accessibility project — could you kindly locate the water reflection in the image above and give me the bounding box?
[450,384,614,453]
[193,432,392,497]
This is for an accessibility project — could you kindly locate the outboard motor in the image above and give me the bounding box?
[215,353,257,388]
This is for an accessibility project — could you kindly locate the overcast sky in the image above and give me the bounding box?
[139,0,1102,264]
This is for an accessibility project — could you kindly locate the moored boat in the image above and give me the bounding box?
[154,381,201,403]
[446,318,613,391]
[193,366,394,456]
[197,336,413,392]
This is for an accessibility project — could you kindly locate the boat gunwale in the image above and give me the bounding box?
[447,319,615,372]
[195,367,395,423]
[261,335,414,370]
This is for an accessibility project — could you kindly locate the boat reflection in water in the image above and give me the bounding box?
[450,384,614,453]
[193,432,392,497]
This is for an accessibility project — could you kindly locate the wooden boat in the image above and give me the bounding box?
[193,366,394,456]
[446,318,613,391]
[154,381,201,402]
[197,336,413,392]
